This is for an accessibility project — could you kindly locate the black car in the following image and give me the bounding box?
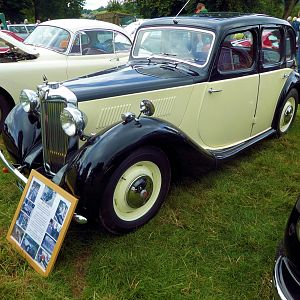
[1,14,299,235]
[273,197,300,299]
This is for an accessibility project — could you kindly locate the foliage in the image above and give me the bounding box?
[107,0,122,12]
[0,0,84,23]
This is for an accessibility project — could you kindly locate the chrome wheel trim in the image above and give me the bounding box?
[279,97,296,133]
[113,161,162,221]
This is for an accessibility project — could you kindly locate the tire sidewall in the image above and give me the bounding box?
[276,88,298,135]
[99,146,171,234]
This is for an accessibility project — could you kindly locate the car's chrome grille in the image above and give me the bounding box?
[40,99,68,174]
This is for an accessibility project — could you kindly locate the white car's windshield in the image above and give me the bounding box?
[25,25,71,53]
[132,27,215,67]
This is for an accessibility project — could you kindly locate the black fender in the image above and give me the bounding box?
[62,117,215,220]
[272,70,300,129]
[2,104,43,167]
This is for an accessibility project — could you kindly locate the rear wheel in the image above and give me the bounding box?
[99,146,171,235]
[276,89,298,135]
[0,94,11,131]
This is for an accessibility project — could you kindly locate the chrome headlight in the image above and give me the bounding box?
[20,89,40,113]
[60,107,87,137]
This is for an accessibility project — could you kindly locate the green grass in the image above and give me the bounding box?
[0,113,300,299]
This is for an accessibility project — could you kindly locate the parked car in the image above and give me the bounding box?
[273,197,300,299]
[0,30,23,53]
[0,19,132,128]
[7,24,36,39]
[1,14,299,235]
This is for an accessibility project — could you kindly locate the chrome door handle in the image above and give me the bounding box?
[282,73,289,79]
[208,88,223,93]
[110,57,120,62]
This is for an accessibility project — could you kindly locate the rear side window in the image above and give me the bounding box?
[217,30,254,72]
[261,28,282,65]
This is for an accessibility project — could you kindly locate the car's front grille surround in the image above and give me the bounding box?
[40,98,68,174]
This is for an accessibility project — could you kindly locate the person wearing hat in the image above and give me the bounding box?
[195,3,208,14]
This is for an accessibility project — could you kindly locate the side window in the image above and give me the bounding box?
[261,28,282,65]
[114,32,131,53]
[218,30,254,72]
[285,28,295,61]
[69,33,81,55]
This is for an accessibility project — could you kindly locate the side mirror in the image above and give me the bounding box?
[140,100,155,116]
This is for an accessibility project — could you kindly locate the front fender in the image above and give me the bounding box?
[62,117,215,220]
[2,104,42,166]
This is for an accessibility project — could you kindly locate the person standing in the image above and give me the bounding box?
[195,3,208,14]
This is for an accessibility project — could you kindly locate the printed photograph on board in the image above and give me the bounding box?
[21,198,35,217]
[40,186,56,207]
[46,219,61,241]
[41,234,56,255]
[54,200,69,225]
[21,233,39,259]
[11,224,24,244]
[16,211,29,231]
[36,247,51,270]
[27,180,41,203]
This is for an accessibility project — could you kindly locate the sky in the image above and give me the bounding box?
[84,0,109,10]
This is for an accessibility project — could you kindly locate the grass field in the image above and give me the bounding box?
[0,113,299,299]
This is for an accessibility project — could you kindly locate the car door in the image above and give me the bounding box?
[113,31,132,64]
[251,26,293,136]
[198,28,259,148]
[66,29,125,79]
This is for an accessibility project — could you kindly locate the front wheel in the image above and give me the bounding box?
[99,146,171,235]
[276,88,298,135]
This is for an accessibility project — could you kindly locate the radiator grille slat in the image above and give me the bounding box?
[41,99,68,174]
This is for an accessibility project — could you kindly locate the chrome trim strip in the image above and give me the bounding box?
[0,150,28,184]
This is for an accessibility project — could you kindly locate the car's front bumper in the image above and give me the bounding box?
[273,255,300,300]
[0,150,28,184]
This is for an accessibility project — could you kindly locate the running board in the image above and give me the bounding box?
[211,129,276,161]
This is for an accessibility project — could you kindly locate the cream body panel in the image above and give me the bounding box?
[251,68,291,136]
[66,53,126,79]
[198,75,259,148]
[78,84,194,135]
[0,48,68,103]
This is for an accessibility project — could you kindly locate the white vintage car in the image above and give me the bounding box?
[0,19,132,127]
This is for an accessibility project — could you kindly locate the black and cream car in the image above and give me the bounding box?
[1,14,299,234]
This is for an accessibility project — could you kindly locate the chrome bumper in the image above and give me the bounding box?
[0,150,28,184]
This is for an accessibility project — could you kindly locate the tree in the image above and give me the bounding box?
[283,0,299,19]
[0,0,32,22]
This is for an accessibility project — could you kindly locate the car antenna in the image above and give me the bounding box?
[173,0,191,24]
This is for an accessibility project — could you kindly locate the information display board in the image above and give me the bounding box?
[7,169,78,277]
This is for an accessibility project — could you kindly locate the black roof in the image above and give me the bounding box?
[139,14,291,33]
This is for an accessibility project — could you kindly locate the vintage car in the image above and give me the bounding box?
[273,197,300,299]
[7,24,36,39]
[1,14,299,235]
[0,19,132,128]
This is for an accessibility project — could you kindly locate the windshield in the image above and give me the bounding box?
[132,27,215,67]
[25,25,71,53]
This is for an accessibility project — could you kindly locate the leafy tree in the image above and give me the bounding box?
[0,0,32,22]
[107,0,122,12]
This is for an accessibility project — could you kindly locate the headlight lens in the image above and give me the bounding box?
[20,89,39,113]
[60,107,87,137]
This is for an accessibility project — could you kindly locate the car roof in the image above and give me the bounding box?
[39,19,127,35]
[139,14,291,33]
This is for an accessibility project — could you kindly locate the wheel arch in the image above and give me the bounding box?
[62,117,215,221]
[272,71,300,129]
[0,86,15,111]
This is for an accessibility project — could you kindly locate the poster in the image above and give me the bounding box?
[7,169,78,277]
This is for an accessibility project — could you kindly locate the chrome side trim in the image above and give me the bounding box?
[0,150,28,184]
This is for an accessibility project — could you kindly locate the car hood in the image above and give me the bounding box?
[64,63,206,102]
[0,31,39,57]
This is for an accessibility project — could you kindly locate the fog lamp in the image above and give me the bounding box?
[20,89,40,113]
[60,107,87,137]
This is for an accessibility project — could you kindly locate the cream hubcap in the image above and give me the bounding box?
[280,98,296,133]
[113,161,162,221]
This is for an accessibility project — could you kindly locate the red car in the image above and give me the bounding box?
[0,30,24,53]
